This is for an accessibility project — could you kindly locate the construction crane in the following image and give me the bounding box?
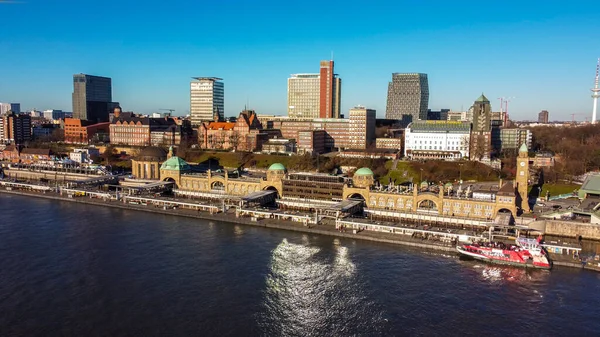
[570,113,588,123]
[497,96,515,125]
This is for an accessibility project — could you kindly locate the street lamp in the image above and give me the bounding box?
[420,168,423,183]
[459,163,463,182]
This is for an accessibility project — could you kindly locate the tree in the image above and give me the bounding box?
[229,131,241,151]
[469,134,489,161]
[102,144,118,165]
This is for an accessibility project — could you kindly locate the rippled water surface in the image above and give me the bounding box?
[1,194,600,336]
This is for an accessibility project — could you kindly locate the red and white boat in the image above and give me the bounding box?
[457,237,552,270]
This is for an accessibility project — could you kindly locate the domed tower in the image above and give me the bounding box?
[113,106,122,118]
[132,146,168,180]
[352,167,375,188]
[267,163,286,181]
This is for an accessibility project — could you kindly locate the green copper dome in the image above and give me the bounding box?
[268,163,286,171]
[354,167,374,176]
[475,93,490,102]
[160,156,191,171]
[519,143,528,153]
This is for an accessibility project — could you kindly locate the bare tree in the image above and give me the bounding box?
[229,131,241,151]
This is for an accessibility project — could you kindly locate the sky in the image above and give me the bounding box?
[0,0,599,121]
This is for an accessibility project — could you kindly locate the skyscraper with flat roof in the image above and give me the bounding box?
[538,110,549,123]
[72,74,115,122]
[190,77,224,125]
[385,73,429,121]
[288,60,341,119]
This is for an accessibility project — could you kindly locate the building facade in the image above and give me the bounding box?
[64,118,110,144]
[200,110,262,151]
[190,77,224,125]
[288,61,341,119]
[297,130,326,154]
[1,112,32,144]
[348,106,376,149]
[404,120,471,160]
[43,109,65,121]
[470,94,492,161]
[427,109,450,121]
[154,159,521,220]
[261,108,374,151]
[497,128,532,151]
[538,110,549,124]
[72,74,116,122]
[0,103,20,115]
[375,138,403,151]
[385,73,429,121]
[110,115,184,147]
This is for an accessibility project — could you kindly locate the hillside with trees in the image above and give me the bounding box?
[531,124,600,179]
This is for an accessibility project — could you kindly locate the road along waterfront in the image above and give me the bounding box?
[2,192,600,336]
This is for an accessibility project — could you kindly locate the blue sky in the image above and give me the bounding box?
[0,0,599,121]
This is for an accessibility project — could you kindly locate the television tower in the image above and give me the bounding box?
[592,58,600,124]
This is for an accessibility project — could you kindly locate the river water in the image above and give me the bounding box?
[1,194,599,336]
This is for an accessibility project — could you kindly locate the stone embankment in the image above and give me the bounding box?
[2,189,598,273]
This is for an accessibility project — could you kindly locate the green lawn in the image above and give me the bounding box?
[538,183,579,198]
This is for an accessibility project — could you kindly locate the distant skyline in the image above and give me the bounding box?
[0,0,599,121]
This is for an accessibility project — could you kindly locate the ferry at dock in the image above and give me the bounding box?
[457,237,552,270]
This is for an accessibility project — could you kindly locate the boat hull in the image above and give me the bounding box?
[457,246,552,270]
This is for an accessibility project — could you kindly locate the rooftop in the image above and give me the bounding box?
[475,93,490,102]
[408,120,471,133]
[580,174,600,193]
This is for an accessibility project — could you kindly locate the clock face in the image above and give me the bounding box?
[520,162,525,167]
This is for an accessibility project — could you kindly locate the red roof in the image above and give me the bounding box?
[207,122,235,130]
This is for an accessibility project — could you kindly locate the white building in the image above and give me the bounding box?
[43,109,65,120]
[0,103,20,115]
[287,74,321,119]
[190,77,224,126]
[69,147,101,163]
[348,106,376,149]
[404,121,471,161]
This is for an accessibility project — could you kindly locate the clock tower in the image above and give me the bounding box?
[516,143,529,212]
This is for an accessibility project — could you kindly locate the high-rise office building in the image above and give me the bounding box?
[72,74,116,122]
[385,73,429,121]
[288,60,341,119]
[190,77,224,126]
[470,94,492,161]
[348,106,376,149]
[288,74,320,119]
[538,110,549,123]
[1,111,31,144]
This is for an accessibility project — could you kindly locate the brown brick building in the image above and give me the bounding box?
[64,118,110,144]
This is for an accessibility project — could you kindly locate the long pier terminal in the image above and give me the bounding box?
[1,145,598,272]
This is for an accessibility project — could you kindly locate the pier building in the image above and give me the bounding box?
[154,147,527,221]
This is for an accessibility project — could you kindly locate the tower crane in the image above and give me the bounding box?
[570,113,588,123]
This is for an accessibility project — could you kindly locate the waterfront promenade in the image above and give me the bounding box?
[1,188,596,272]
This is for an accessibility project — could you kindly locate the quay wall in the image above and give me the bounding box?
[3,189,599,273]
[532,220,600,241]
[3,169,99,182]
[0,189,456,253]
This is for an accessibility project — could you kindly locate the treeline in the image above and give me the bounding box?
[531,124,600,179]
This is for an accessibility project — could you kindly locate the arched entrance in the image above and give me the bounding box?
[211,181,225,191]
[348,193,365,201]
[417,199,438,212]
[163,177,177,189]
[263,185,280,198]
[496,208,515,225]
